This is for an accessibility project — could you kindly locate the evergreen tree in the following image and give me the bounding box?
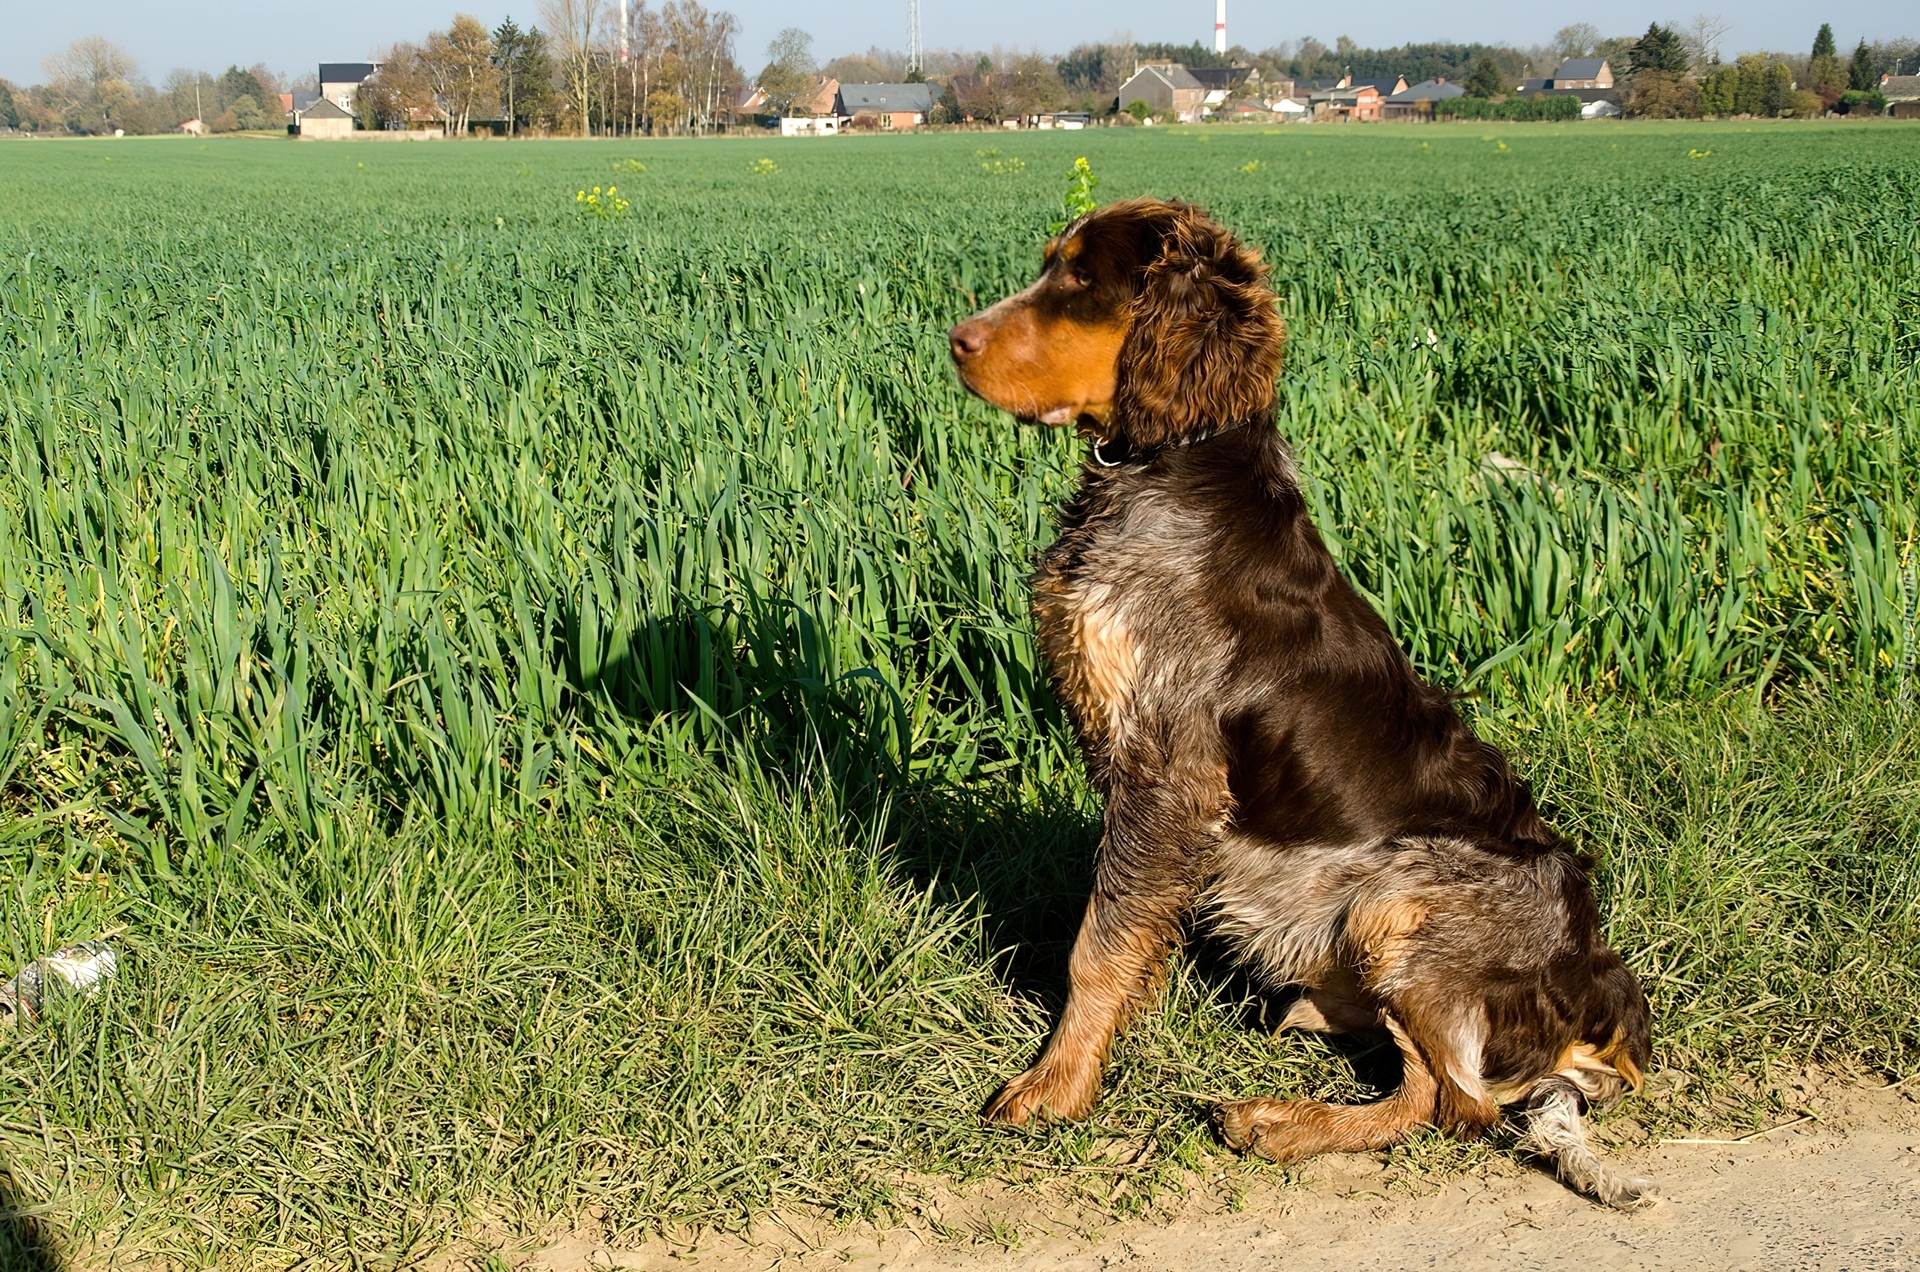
[1629,23,1690,75]
[1807,24,1842,101]
[218,65,269,112]
[1848,39,1876,91]
[491,19,553,132]
[1699,64,1738,114]
[1465,57,1505,98]
[1762,63,1793,116]
[492,17,528,134]
[0,81,16,130]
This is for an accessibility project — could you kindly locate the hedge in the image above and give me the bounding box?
[1437,94,1585,121]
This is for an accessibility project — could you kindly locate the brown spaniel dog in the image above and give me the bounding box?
[948,199,1654,1207]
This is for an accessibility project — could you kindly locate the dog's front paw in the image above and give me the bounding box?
[983,1064,1098,1125]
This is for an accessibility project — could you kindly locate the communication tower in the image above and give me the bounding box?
[908,0,922,75]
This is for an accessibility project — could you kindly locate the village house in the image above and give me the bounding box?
[834,83,934,129]
[1882,74,1920,118]
[295,97,355,138]
[317,63,379,113]
[1350,75,1409,98]
[1310,83,1383,121]
[1381,77,1465,120]
[1547,58,1613,89]
[1185,64,1257,112]
[1117,64,1209,122]
[1513,58,1621,116]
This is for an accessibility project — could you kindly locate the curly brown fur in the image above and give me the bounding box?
[948,200,1653,1208]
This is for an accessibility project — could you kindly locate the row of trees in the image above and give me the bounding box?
[1624,22,1897,119]
[0,37,293,135]
[356,3,742,136]
[2,35,308,136]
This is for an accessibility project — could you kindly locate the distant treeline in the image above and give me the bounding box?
[5,16,1917,136]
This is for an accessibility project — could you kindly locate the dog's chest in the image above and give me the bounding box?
[1032,540,1140,749]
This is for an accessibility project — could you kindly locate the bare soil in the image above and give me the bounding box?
[510,1074,1920,1272]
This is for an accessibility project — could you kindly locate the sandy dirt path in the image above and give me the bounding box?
[523,1078,1920,1272]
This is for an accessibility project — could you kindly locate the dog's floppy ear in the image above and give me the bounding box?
[1112,204,1284,449]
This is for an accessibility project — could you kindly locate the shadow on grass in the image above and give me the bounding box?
[0,1162,61,1272]
[889,774,1410,1108]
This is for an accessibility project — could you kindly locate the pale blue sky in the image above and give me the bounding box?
[3,0,1913,86]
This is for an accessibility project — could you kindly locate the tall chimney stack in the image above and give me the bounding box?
[1214,0,1226,55]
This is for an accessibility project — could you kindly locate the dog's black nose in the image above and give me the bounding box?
[949,321,988,361]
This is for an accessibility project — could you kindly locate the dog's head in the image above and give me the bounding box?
[948,198,1284,449]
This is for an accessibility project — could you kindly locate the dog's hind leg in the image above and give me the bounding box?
[1517,1076,1658,1209]
[1217,1012,1440,1163]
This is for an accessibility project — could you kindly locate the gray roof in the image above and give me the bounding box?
[1186,66,1250,91]
[1125,64,1205,91]
[835,83,934,113]
[302,97,353,119]
[1350,77,1405,95]
[1294,78,1346,92]
[1388,79,1466,101]
[318,62,377,85]
[1552,58,1609,80]
[1882,75,1920,99]
[1514,78,1551,94]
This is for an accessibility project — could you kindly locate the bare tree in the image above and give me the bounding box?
[660,0,739,134]
[1005,51,1065,118]
[358,43,434,129]
[756,27,816,115]
[538,0,603,135]
[421,14,499,134]
[632,3,664,132]
[43,35,139,92]
[1682,13,1733,70]
[42,36,143,133]
[1552,24,1603,61]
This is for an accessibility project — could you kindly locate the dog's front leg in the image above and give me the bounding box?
[983,778,1211,1124]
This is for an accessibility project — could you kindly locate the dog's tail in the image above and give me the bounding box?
[1517,1077,1658,1209]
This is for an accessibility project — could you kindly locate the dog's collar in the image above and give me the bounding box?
[1088,419,1250,469]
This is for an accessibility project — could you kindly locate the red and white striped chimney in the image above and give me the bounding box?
[1214,0,1226,54]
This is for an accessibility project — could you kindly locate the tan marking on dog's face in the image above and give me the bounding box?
[948,225,1133,428]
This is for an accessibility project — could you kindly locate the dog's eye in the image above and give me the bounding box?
[1057,269,1088,290]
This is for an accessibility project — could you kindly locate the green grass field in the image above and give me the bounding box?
[0,121,1917,1268]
